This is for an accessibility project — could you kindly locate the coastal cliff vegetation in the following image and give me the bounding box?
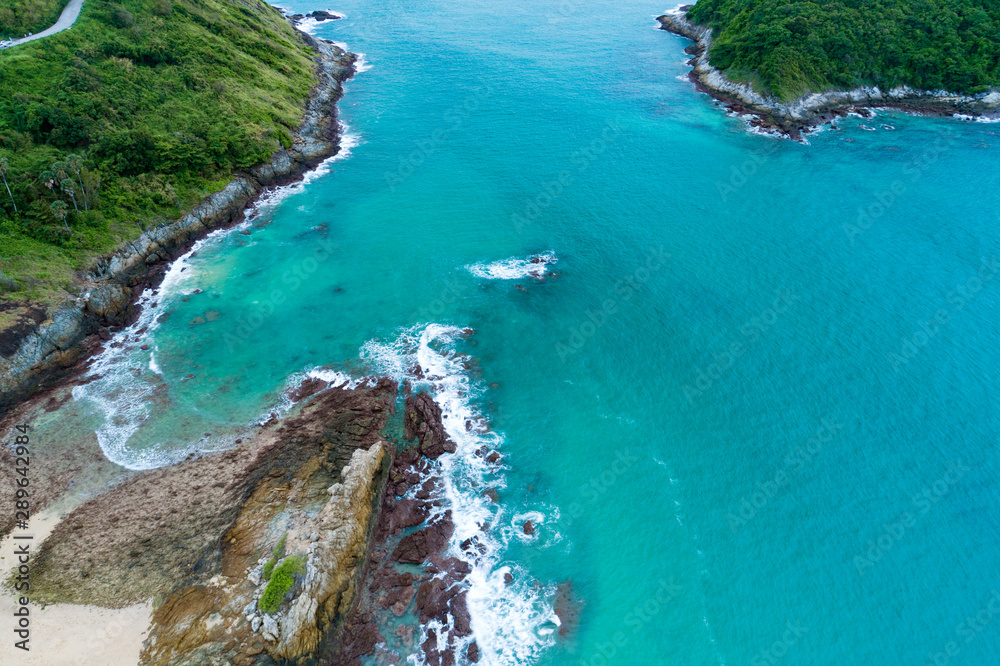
[685,0,1000,100]
[0,0,316,305]
[0,0,70,39]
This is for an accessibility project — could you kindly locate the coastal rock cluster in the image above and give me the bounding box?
[27,380,395,665]
[0,31,357,412]
[658,7,1000,137]
[13,367,526,664]
[321,390,485,665]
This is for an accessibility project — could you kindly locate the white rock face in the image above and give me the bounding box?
[270,442,386,659]
[261,614,279,642]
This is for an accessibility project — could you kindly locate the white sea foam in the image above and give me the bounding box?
[466,252,557,280]
[296,17,319,34]
[353,53,373,73]
[73,147,360,470]
[361,324,559,665]
[71,224,247,470]
[246,126,360,224]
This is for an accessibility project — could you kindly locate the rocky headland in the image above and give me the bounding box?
[0,367,506,664]
[658,6,1000,139]
[0,26,357,414]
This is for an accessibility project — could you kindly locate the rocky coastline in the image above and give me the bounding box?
[658,6,1000,139]
[0,27,357,413]
[0,367,505,664]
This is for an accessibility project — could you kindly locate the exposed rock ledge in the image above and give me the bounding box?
[658,6,1000,138]
[27,380,397,665]
[0,31,356,412]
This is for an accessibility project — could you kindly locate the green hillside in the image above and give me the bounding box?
[0,0,70,39]
[686,0,1000,100]
[0,0,316,305]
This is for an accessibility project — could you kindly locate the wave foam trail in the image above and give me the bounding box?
[71,225,241,470]
[466,252,557,280]
[246,126,361,224]
[361,324,559,665]
[73,143,362,471]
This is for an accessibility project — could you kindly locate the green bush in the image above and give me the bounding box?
[261,533,287,581]
[686,0,1000,100]
[258,553,306,614]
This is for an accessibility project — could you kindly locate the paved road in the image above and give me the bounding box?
[0,0,85,49]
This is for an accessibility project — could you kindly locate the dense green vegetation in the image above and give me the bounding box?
[0,0,69,39]
[258,553,306,614]
[261,533,287,581]
[0,0,316,306]
[686,0,1000,100]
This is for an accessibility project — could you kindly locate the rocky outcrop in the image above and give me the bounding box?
[23,380,395,666]
[317,394,487,666]
[272,443,386,660]
[30,381,394,607]
[404,391,457,459]
[0,34,356,413]
[657,7,1000,137]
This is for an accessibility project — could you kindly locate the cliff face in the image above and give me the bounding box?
[658,8,1000,135]
[0,36,355,413]
[27,380,396,665]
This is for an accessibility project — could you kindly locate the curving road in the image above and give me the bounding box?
[0,0,84,49]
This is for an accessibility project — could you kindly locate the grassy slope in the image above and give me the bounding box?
[0,0,70,39]
[686,0,1000,101]
[0,0,316,312]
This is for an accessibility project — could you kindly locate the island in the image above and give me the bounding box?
[658,1,1000,137]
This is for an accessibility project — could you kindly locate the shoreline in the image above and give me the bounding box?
[0,27,357,413]
[0,365,509,664]
[657,6,1000,140]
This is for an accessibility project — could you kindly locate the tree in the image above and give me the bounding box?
[60,178,80,212]
[39,169,56,191]
[0,157,16,214]
[65,154,88,210]
[50,200,70,232]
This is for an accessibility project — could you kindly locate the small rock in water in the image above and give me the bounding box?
[523,520,535,535]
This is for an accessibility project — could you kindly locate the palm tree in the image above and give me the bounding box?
[60,179,80,212]
[65,154,88,210]
[39,169,56,191]
[0,157,16,214]
[50,200,70,232]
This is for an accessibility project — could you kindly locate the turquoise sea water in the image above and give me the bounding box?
[52,0,1000,663]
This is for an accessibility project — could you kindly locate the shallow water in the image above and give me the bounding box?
[49,0,1000,663]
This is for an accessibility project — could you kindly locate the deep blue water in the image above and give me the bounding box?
[47,0,1000,662]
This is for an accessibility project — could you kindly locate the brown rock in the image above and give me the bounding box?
[404,392,456,459]
[392,516,454,564]
[415,579,459,623]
